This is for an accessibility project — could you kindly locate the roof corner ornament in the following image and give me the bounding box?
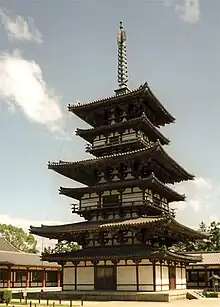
[115,20,130,96]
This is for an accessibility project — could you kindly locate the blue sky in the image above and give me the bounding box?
[0,0,219,240]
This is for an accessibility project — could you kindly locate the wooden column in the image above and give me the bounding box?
[26,268,30,288]
[205,266,208,288]
[42,269,46,288]
[134,260,140,291]
[7,267,11,288]
[152,261,156,291]
[57,269,61,288]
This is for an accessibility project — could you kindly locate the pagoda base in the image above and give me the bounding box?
[62,258,187,293]
[40,289,187,302]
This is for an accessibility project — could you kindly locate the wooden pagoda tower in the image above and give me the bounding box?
[30,21,205,293]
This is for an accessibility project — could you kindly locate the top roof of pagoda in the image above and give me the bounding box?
[68,82,175,127]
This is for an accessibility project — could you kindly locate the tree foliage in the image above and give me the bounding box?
[44,240,80,254]
[173,221,220,252]
[0,224,38,253]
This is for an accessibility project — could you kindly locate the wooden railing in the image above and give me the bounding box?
[71,200,176,217]
[85,136,151,152]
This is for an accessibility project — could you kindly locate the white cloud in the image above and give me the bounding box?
[0,8,43,44]
[164,0,201,24]
[173,176,220,226]
[0,51,64,133]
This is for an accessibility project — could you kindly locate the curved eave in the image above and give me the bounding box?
[76,113,170,146]
[59,173,185,202]
[169,218,208,240]
[69,83,175,126]
[48,141,194,184]
[155,142,194,181]
[30,216,206,242]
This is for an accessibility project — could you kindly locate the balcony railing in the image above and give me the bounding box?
[85,136,151,152]
[71,200,176,217]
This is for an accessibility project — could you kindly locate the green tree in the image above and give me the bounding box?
[173,220,220,252]
[44,240,80,254]
[0,224,38,253]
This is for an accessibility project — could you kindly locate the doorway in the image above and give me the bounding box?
[94,266,116,291]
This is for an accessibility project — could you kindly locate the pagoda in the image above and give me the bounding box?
[30,21,205,293]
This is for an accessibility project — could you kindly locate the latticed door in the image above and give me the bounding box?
[95,266,116,291]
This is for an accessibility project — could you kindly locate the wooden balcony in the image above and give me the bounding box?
[85,136,151,155]
[71,199,176,218]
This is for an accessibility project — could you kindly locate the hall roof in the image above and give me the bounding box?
[0,236,59,268]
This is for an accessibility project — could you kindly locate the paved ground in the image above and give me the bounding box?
[79,299,220,306]
[10,298,220,307]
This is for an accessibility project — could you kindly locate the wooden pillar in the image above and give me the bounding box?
[57,269,61,288]
[26,268,30,288]
[74,263,77,290]
[205,266,208,288]
[42,269,46,288]
[134,260,140,291]
[160,261,163,291]
[152,261,156,291]
[7,267,11,288]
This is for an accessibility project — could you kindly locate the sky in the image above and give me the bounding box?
[0,0,219,248]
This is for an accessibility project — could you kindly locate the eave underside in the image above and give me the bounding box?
[76,114,170,146]
[69,83,175,127]
[48,142,194,185]
[59,174,185,202]
[41,245,201,264]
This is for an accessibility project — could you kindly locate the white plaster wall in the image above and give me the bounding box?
[139,265,154,291]
[161,266,169,291]
[77,267,94,290]
[122,132,136,142]
[81,197,99,208]
[63,265,75,291]
[93,138,106,147]
[155,265,162,291]
[176,267,182,290]
[122,192,143,203]
[117,266,136,291]
[181,267,187,289]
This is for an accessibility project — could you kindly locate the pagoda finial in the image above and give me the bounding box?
[116,20,129,94]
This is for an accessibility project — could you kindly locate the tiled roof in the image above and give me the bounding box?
[30,216,206,241]
[48,140,194,182]
[68,83,175,127]
[59,173,185,202]
[0,250,59,267]
[189,252,220,266]
[100,217,163,229]
[0,236,59,267]
[76,113,170,145]
[68,83,175,120]
[42,245,201,263]
[0,236,20,252]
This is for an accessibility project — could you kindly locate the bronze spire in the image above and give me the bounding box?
[116,20,130,95]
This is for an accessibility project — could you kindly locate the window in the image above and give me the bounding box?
[103,195,119,207]
[31,271,43,282]
[0,269,8,281]
[46,271,57,282]
[188,271,205,282]
[189,271,198,282]
[198,271,205,282]
[16,271,26,282]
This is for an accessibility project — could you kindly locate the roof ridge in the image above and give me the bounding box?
[69,83,146,110]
